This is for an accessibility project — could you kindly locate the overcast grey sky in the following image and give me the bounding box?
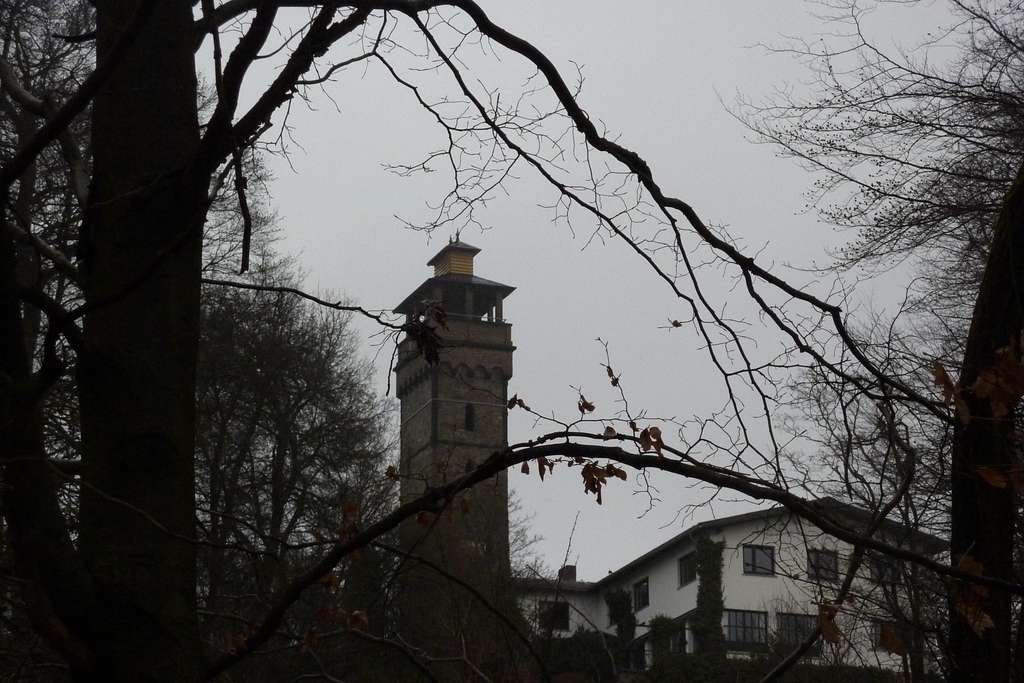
[246,1,954,580]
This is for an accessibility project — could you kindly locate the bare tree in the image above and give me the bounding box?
[739,1,1024,679]
[196,250,396,680]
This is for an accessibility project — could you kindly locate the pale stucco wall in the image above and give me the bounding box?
[519,510,927,671]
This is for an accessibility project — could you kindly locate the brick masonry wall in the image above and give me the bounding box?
[394,314,517,667]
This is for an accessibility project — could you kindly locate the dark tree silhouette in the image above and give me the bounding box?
[740,2,1024,678]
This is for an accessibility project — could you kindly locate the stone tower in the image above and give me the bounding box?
[393,240,516,672]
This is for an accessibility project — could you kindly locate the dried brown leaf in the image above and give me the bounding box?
[818,604,842,643]
[973,347,1024,418]
[581,461,607,505]
[953,554,994,637]
[957,554,985,578]
[933,361,971,424]
[933,362,956,405]
[649,426,664,454]
[954,594,996,638]
[348,610,369,631]
[878,623,906,656]
[605,463,627,481]
[537,456,550,481]
[977,466,1009,489]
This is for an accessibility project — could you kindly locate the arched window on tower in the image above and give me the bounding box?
[464,403,476,431]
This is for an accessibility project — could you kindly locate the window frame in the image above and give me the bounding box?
[632,577,650,612]
[678,553,698,587]
[537,600,570,632]
[724,609,769,650]
[872,619,909,651]
[776,612,822,655]
[870,556,901,584]
[807,548,840,582]
[670,628,687,654]
[742,544,776,576]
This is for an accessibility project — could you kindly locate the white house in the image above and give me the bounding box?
[518,498,944,673]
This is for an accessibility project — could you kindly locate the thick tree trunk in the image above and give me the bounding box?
[948,158,1024,682]
[76,2,204,679]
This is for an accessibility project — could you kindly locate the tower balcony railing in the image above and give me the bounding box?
[445,311,511,325]
[397,315,512,365]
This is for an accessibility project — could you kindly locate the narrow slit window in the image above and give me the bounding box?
[464,403,476,431]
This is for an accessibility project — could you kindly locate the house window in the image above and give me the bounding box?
[633,578,650,611]
[538,600,570,631]
[872,619,908,653]
[679,553,698,586]
[464,403,475,431]
[807,548,839,582]
[743,545,775,575]
[724,609,768,649]
[670,628,687,654]
[777,612,821,655]
[870,556,900,584]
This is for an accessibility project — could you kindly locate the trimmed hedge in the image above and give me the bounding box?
[643,653,900,683]
[542,630,622,683]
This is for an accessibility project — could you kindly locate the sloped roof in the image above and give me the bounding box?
[394,273,515,315]
[426,239,481,266]
[584,497,946,589]
[515,576,598,594]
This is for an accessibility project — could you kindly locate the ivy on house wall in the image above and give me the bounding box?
[647,614,676,667]
[605,588,637,643]
[603,587,637,671]
[692,534,725,658]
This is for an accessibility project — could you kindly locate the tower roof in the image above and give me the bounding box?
[425,239,482,278]
[426,239,481,269]
[394,274,514,316]
[395,241,514,316]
